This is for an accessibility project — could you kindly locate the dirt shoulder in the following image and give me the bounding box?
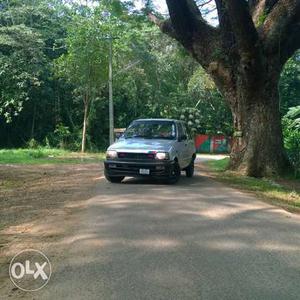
[0,163,103,294]
[0,164,103,230]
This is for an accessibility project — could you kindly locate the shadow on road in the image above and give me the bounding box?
[121,174,202,186]
[2,164,300,300]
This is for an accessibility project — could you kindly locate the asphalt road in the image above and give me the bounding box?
[16,166,300,299]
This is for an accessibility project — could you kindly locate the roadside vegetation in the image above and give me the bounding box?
[0,0,299,179]
[205,158,300,213]
[0,0,232,153]
[0,148,105,164]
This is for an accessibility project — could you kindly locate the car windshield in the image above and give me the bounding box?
[124,121,177,140]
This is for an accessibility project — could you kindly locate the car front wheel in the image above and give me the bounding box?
[167,161,181,184]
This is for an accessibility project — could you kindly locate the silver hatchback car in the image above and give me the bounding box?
[104,119,196,184]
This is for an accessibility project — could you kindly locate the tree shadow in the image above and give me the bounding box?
[3,171,300,299]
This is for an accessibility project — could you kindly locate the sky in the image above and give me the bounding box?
[134,0,218,25]
[134,0,168,14]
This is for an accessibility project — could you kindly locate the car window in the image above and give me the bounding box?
[181,123,191,139]
[182,123,187,136]
[178,122,192,140]
[124,121,176,140]
[177,123,185,140]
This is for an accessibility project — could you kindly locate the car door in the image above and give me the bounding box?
[182,123,196,163]
[180,122,193,167]
[176,122,190,168]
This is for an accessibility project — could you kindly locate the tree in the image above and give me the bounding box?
[0,0,72,145]
[279,51,300,114]
[55,12,109,152]
[55,0,141,152]
[150,0,300,177]
[0,24,45,122]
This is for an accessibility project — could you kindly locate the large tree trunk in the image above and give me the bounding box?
[227,72,289,177]
[151,0,300,177]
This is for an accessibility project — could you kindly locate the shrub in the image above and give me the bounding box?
[26,138,39,149]
[54,124,71,149]
[283,106,300,177]
[27,149,46,159]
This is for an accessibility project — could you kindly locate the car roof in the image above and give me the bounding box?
[133,118,182,123]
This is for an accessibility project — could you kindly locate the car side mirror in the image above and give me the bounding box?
[178,134,187,142]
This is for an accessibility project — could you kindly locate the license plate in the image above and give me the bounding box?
[109,164,117,168]
[139,169,150,175]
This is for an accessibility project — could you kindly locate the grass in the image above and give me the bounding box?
[205,158,300,212]
[206,158,229,172]
[0,148,105,164]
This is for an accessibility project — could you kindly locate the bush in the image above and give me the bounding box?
[283,106,300,177]
[54,124,71,149]
[26,138,39,149]
[45,124,81,150]
[28,149,46,159]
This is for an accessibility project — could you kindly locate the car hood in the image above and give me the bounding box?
[108,138,174,153]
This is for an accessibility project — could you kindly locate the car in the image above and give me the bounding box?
[104,119,196,184]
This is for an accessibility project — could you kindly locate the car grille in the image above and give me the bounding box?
[117,152,155,160]
[106,162,168,176]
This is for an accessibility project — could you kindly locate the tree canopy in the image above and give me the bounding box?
[0,0,299,175]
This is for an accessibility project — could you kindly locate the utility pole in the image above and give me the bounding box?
[99,30,118,145]
[108,36,114,145]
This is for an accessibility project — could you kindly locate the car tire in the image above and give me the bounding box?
[105,175,125,183]
[167,161,181,184]
[185,158,195,178]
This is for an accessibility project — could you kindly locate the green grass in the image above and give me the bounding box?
[205,158,300,212]
[0,148,105,164]
[206,158,230,172]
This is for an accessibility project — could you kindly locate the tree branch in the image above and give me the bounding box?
[147,13,178,39]
[249,0,279,24]
[225,0,259,56]
[215,0,236,51]
[150,1,233,89]
[165,0,205,49]
[262,0,300,57]
[149,0,220,69]
[196,0,214,8]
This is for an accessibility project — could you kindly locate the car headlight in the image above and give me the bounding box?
[106,150,118,159]
[155,152,169,160]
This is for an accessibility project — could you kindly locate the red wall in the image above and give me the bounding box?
[195,135,231,153]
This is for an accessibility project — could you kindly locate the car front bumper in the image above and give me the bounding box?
[104,159,175,178]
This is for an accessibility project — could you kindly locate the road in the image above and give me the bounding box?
[3,161,300,299]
